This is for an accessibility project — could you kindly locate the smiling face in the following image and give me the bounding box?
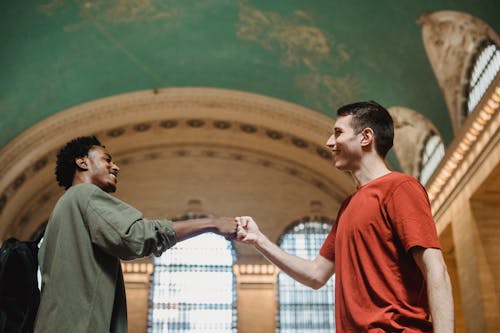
[85,146,120,193]
[326,115,364,172]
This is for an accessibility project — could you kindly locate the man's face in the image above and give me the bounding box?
[326,115,363,171]
[85,146,119,193]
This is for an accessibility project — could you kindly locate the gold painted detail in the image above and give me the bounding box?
[39,0,178,25]
[237,1,336,69]
[236,1,360,112]
[296,73,361,114]
[38,1,180,80]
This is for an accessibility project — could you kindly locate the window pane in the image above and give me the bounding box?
[419,134,445,185]
[468,43,500,112]
[277,222,335,333]
[148,233,236,333]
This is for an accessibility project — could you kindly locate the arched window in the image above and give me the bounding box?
[467,41,500,113]
[148,215,237,333]
[277,220,335,333]
[419,134,445,185]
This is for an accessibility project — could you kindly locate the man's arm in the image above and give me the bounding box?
[237,216,334,289]
[173,217,237,242]
[412,247,454,333]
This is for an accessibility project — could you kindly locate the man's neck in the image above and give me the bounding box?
[72,174,90,187]
[351,154,392,187]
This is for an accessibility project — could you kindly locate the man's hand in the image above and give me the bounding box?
[234,215,334,289]
[212,217,238,239]
[235,216,262,245]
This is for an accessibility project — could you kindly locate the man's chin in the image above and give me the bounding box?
[102,184,117,193]
[334,161,345,171]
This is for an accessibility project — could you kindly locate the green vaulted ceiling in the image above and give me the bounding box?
[1,0,499,148]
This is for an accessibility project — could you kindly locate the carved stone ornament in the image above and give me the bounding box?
[388,106,441,178]
[418,11,500,133]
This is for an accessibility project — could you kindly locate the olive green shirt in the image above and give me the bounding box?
[34,183,177,333]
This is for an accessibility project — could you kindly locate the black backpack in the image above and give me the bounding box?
[0,238,41,333]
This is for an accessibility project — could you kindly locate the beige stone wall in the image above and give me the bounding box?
[430,80,499,332]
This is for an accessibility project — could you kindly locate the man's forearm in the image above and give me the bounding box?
[255,234,331,289]
[412,247,454,332]
[236,216,334,289]
[172,218,216,242]
[427,267,454,332]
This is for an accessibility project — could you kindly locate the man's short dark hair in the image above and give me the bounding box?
[55,136,103,189]
[337,101,394,157]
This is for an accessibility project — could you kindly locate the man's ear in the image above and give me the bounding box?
[360,128,374,147]
[75,156,89,171]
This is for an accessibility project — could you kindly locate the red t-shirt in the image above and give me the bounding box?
[320,172,441,332]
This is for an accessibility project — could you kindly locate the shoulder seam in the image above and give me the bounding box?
[385,177,419,205]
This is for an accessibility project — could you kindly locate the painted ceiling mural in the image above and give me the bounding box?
[1,0,499,148]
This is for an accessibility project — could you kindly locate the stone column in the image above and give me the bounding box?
[234,264,279,333]
[122,258,154,333]
[451,201,488,333]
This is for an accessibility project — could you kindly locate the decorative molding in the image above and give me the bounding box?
[0,88,353,240]
[0,119,343,223]
[114,143,345,199]
[428,77,499,222]
[122,261,154,286]
[122,261,154,275]
[234,264,279,286]
[234,264,278,275]
[0,88,334,188]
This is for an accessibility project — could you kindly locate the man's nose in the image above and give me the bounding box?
[326,135,335,148]
[112,163,120,172]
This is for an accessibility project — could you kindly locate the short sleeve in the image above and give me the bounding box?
[319,228,336,262]
[84,187,177,259]
[386,179,441,253]
[319,197,351,262]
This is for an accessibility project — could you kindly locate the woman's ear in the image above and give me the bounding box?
[75,156,89,170]
[360,128,374,147]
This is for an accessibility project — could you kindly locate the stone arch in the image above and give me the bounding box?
[0,88,354,254]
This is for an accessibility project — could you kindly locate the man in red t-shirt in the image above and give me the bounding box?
[236,101,454,332]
